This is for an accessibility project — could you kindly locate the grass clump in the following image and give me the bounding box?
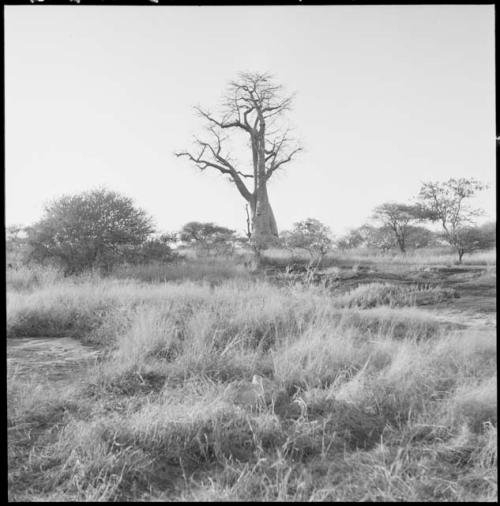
[110,258,251,285]
[447,377,497,433]
[7,264,64,292]
[7,264,497,501]
[333,282,457,309]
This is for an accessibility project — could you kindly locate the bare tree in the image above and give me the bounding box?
[175,72,301,251]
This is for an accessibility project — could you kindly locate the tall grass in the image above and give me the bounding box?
[333,282,458,308]
[331,247,496,266]
[7,263,497,501]
[8,276,453,345]
[110,258,251,284]
[9,314,495,500]
[6,264,65,292]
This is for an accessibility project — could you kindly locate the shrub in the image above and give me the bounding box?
[26,188,159,274]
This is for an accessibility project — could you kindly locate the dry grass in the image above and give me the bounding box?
[331,247,496,267]
[6,264,65,292]
[261,247,496,268]
[111,258,251,284]
[332,282,458,309]
[7,263,497,501]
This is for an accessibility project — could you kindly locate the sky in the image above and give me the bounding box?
[5,5,496,237]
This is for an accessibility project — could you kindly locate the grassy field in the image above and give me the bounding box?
[7,251,497,501]
[262,247,496,268]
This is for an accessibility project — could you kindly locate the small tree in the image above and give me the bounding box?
[179,222,237,257]
[477,221,496,247]
[358,224,396,252]
[372,202,421,253]
[335,228,365,250]
[127,233,177,265]
[283,218,333,267]
[6,225,29,267]
[447,222,496,260]
[418,178,488,263]
[27,188,155,274]
[404,225,439,249]
[336,222,438,253]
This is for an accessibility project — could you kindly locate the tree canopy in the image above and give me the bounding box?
[372,202,422,253]
[418,178,488,262]
[179,222,237,256]
[27,188,158,273]
[282,218,333,266]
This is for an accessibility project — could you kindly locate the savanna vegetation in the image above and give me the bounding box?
[7,239,496,501]
[6,73,496,501]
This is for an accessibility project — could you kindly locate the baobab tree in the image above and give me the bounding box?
[175,72,302,251]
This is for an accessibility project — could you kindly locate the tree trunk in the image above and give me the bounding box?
[457,249,464,264]
[397,238,406,254]
[250,131,279,250]
[250,189,278,250]
[394,229,406,254]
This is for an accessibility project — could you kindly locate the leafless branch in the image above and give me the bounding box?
[175,130,253,201]
[263,130,302,179]
[195,106,251,133]
[266,147,302,180]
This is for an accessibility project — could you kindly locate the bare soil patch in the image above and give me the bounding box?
[267,264,496,331]
[7,337,101,383]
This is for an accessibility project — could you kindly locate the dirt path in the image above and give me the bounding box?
[429,307,496,331]
[329,264,497,332]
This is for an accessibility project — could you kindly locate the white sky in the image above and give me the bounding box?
[5,5,496,237]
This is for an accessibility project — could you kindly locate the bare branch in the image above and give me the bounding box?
[195,106,251,133]
[175,150,231,175]
[262,95,294,118]
[176,72,300,236]
[263,129,302,180]
[175,130,253,202]
[266,147,302,180]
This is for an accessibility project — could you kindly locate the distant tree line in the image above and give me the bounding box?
[6,188,251,275]
[5,178,494,274]
[280,178,493,265]
[334,178,494,263]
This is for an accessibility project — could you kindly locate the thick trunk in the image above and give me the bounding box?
[250,188,278,249]
[249,129,279,250]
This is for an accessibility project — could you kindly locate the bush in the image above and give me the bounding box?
[281,219,333,266]
[26,188,158,274]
